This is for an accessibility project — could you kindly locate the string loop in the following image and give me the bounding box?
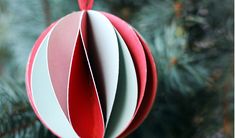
[78,0,94,10]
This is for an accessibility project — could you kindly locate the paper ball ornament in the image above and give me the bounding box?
[25,0,157,137]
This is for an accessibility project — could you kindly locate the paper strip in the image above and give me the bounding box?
[105,30,138,138]
[119,31,158,137]
[47,12,82,119]
[26,22,59,137]
[102,12,147,113]
[31,30,79,138]
[87,10,119,125]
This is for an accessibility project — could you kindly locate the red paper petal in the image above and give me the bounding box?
[68,33,105,138]
[80,11,88,49]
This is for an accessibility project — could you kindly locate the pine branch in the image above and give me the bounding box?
[41,0,51,26]
[0,0,233,137]
[0,78,39,137]
[0,118,38,137]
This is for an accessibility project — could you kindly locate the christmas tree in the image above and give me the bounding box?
[0,0,233,137]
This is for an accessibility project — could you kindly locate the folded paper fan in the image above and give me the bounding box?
[25,0,158,137]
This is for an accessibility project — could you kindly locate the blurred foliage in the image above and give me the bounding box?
[0,0,233,138]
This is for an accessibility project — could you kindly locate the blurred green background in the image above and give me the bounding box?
[0,0,233,137]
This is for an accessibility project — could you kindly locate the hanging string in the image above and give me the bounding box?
[78,0,94,10]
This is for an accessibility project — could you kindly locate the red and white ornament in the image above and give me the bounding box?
[25,0,157,137]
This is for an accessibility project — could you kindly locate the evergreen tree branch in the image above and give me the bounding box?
[41,0,51,26]
[0,118,38,137]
